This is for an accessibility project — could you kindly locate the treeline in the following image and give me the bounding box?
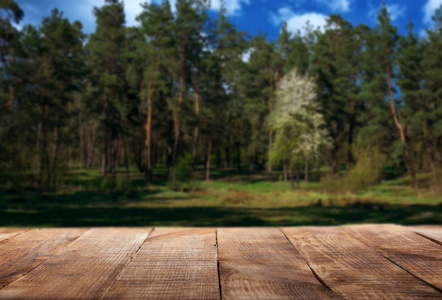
[0,0,441,190]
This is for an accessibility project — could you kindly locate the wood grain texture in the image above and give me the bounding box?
[217,228,337,300]
[0,229,25,244]
[409,226,442,246]
[283,227,442,299]
[344,224,442,291]
[0,228,86,289]
[0,228,151,300]
[103,228,220,300]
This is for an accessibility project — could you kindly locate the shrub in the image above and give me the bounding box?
[320,144,386,193]
[169,155,195,191]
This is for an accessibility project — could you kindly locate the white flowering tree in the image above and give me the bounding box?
[268,69,330,189]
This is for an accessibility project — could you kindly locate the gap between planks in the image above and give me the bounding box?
[282,226,442,299]
[100,228,155,299]
[0,226,441,300]
[0,228,153,299]
[0,228,89,290]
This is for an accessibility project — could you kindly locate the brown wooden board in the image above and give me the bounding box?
[0,229,26,244]
[283,227,442,299]
[410,226,442,246]
[344,224,442,292]
[0,228,152,299]
[217,228,337,300]
[0,228,86,289]
[103,228,220,300]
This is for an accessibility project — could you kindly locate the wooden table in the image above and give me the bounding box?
[0,225,441,299]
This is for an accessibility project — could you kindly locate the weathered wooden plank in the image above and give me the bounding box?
[103,228,219,300]
[0,229,26,244]
[344,224,442,291]
[0,228,86,289]
[0,228,151,299]
[217,228,337,300]
[409,226,442,246]
[283,227,442,299]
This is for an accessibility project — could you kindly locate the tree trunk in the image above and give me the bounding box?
[35,121,42,175]
[0,62,15,114]
[290,166,294,190]
[423,125,437,186]
[50,124,59,174]
[145,81,154,184]
[296,167,300,189]
[237,146,241,170]
[110,133,117,177]
[268,131,273,172]
[192,66,200,166]
[348,106,355,171]
[436,137,442,166]
[216,148,221,169]
[305,156,309,183]
[268,69,279,172]
[122,133,130,179]
[283,163,288,182]
[332,152,339,175]
[206,138,212,181]
[102,91,109,176]
[89,129,95,168]
[224,146,230,169]
[347,72,357,171]
[250,152,254,171]
[386,62,417,188]
[166,144,172,179]
[39,103,49,187]
[174,74,184,163]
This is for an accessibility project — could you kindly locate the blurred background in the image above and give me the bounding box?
[0,0,441,227]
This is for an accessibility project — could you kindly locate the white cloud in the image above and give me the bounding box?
[270,7,327,35]
[368,3,406,22]
[387,4,406,21]
[159,0,249,16]
[315,0,351,12]
[125,0,149,26]
[211,0,250,15]
[423,0,442,23]
[242,48,253,62]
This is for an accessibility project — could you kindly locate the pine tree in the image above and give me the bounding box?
[38,9,85,188]
[312,14,355,174]
[134,1,175,183]
[421,5,442,185]
[376,4,417,187]
[0,0,23,113]
[204,2,246,179]
[245,34,274,171]
[172,0,208,162]
[88,0,126,177]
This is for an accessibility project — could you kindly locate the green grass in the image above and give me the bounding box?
[0,167,441,227]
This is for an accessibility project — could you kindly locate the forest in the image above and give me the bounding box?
[0,0,441,226]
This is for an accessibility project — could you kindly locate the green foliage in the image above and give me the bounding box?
[268,69,330,167]
[0,169,441,227]
[1,0,442,194]
[320,144,386,193]
[169,155,195,190]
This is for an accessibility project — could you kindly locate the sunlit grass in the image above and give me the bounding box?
[0,166,441,227]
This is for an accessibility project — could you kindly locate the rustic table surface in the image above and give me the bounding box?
[0,225,441,299]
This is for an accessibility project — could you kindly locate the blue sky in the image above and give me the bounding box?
[14,0,442,40]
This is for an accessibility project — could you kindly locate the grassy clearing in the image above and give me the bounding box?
[0,167,441,227]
